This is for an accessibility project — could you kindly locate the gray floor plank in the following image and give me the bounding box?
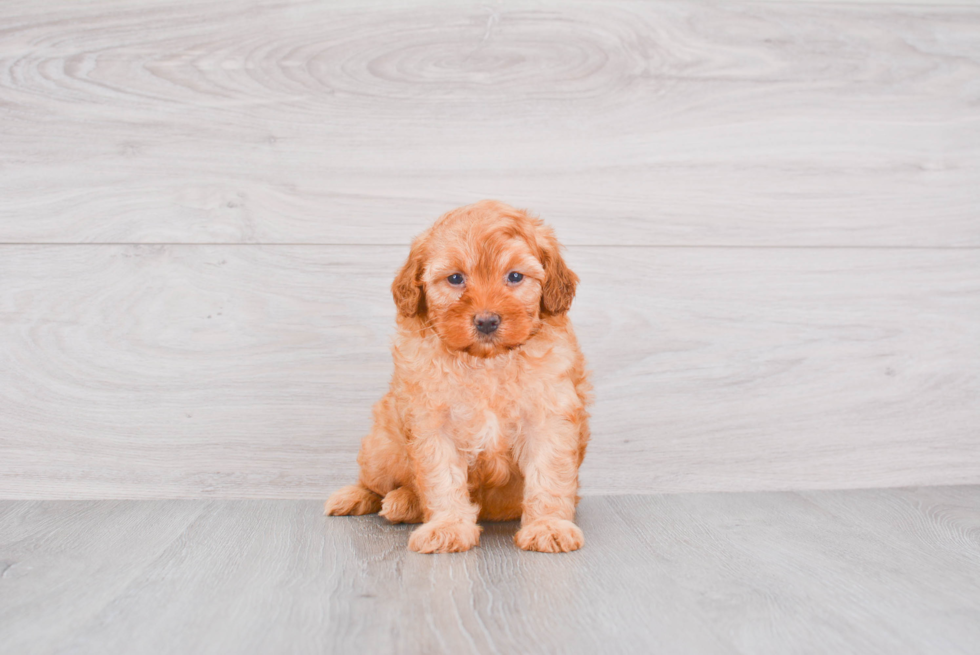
[802,486,980,608]
[610,490,980,654]
[0,501,207,655]
[2,489,980,654]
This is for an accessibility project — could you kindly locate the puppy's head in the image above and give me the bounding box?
[392,200,577,358]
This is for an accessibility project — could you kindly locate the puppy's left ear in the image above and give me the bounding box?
[538,227,578,316]
[392,237,427,318]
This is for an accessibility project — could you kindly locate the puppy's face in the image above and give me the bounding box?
[423,229,545,358]
[392,201,578,359]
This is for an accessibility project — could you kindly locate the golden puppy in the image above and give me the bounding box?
[325,200,591,553]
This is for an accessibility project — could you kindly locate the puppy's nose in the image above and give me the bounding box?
[473,313,501,335]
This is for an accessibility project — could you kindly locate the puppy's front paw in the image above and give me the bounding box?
[515,518,584,553]
[408,520,481,553]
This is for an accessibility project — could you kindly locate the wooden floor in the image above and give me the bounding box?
[2,486,979,654]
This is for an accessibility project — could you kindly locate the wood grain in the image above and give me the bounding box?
[2,489,979,654]
[0,500,207,655]
[0,0,977,246]
[1,245,976,498]
[1,0,977,498]
[614,488,980,654]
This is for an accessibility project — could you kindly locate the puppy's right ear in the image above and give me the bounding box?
[391,238,427,318]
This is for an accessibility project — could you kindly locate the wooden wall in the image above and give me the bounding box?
[1,0,978,498]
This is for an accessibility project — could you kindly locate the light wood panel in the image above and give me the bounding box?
[3,489,980,653]
[1,0,978,246]
[1,245,976,498]
[1,0,977,499]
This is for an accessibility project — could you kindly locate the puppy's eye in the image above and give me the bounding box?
[507,271,524,284]
[447,273,464,286]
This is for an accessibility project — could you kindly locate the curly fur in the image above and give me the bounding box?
[325,200,591,553]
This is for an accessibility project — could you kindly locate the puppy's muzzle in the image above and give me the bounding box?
[473,312,501,335]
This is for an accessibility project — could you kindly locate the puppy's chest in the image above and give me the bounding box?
[441,366,539,454]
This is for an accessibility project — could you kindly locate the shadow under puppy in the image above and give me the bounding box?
[325,200,591,553]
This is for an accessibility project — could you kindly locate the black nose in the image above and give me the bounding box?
[474,313,501,335]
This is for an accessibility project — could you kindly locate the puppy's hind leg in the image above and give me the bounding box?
[379,486,423,524]
[477,472,524,522]
[324,484,382,516]
[326,392,408,518]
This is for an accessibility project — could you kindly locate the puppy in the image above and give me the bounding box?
[325,200,591,553]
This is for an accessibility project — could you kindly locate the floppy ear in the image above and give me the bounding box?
[391,238,427,318]
[538,227,578,316]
